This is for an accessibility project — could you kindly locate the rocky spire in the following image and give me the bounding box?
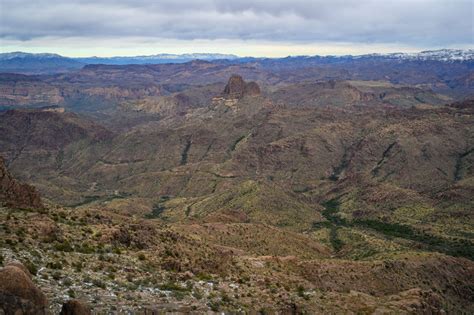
[222,74,260,100]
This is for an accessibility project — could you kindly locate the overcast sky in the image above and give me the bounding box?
[0,0,472,57]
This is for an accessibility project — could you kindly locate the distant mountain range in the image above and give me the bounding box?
[0,52,240,74]
[0,52,83,74]
[364,49,474,62]
[75,53,239,65]
[0,49,472,74]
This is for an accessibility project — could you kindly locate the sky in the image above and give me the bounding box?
[0,0,473,57]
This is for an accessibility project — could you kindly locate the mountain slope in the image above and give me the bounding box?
[0,156,43,209]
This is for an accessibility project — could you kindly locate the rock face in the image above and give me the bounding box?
[60,299,92,315]
[0,74,64,107]
[223,74,260,99]
[0,262,48,315]
[0,156,43,209]
[244,81,261,97]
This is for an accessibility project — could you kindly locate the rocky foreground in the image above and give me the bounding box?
[2,204,473,314]
[0,261,91,315]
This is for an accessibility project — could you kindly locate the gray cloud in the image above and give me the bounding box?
[0,0,472,46]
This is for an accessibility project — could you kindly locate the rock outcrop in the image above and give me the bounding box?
[244,81,261,97]
[0,74,64,107]
[0,262,48,314]
[222,74,260,100]
[0,156,43,209]
[60,299,92,315]
[448,98,474,109]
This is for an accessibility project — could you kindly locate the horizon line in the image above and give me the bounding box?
[1,48,473,59]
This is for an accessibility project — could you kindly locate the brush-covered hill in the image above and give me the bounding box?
[0,108,113,203]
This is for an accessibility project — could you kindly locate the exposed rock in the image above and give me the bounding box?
[244,81,261,97]
[0,263,47,315]
[447,98,474,109]
[5,262,31,279]
[0,74,64,107]
[223,74,260,100]
[59,299,92,315]
[223,74,245,99]
[0,156,43,209]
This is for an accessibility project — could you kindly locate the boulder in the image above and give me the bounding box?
[0,263,47,315]
[60,299,92,315]
[4,261,31,279]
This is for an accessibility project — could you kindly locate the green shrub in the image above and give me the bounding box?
[22,260,38,275]
[47,261,63,269]
[53,241,74,252]
[145,203,166,219]
[159,281,189,292]
[92,278,106,289]
[52,271,62,280]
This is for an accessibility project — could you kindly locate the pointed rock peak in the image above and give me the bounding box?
[223,74,260,100]
[223,74,245,99]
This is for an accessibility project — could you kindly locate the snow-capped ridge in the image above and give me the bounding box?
[361,49,473,62]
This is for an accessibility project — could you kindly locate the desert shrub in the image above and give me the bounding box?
[312,221,332,229]
[52,271,62,280]
[72,261,83,272]
[172,290,187,300]
[112,246,121,255]
[293,186,310,193]
[22,259,38,275]
[63,278,73,286]
[329,227,344,252]
[296,285,305,297]
[92,278,106,289]
[53,241,73,252]
[67,289,75,298]
[208,301,220,312]
[145,203,166,219]
[196,272,213,281]
[221,293,231,303]
[159,281,189,292]
[192,290,203,300]
[47,261,63,269]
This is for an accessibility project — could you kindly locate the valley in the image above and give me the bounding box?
[0,51,473,314]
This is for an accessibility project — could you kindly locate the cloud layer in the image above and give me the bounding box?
[1,0,472,55]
